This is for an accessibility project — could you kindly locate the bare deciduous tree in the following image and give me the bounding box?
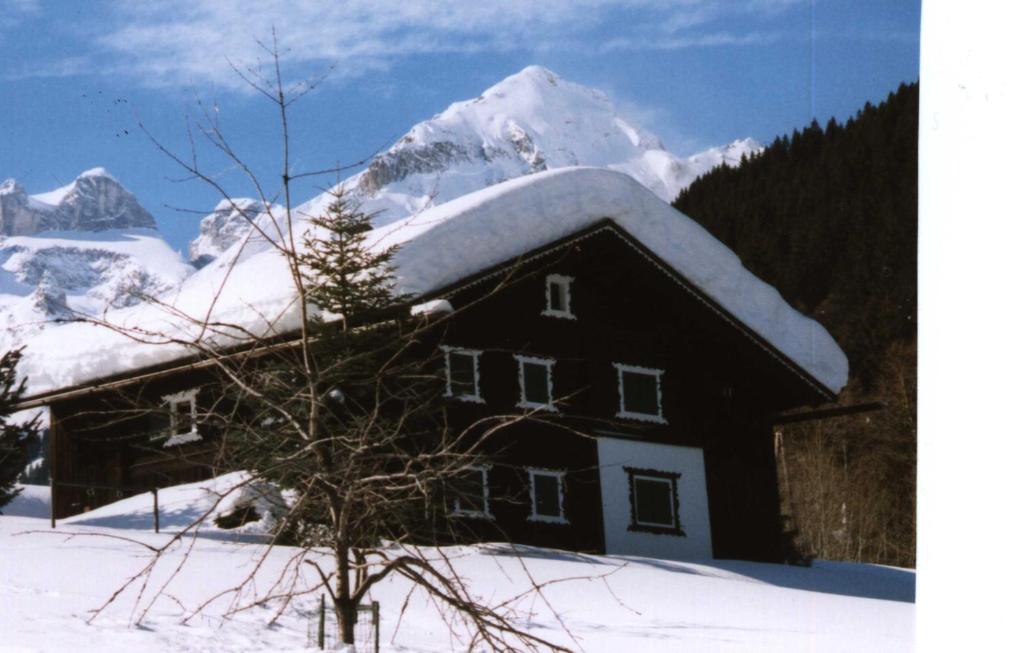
[63,33,581,651]
[776,339,916,567]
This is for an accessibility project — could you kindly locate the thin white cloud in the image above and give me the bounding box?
[0,0,40,32]
[79,0,802,91]
[601,31,782,52]
[1,56,94,82]
[2,0,40,14]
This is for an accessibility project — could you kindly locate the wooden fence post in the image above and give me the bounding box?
[151,488,159,533]
[373,600,380,653]
[318,594,326,649]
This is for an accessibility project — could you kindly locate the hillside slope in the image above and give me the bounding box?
[674,82,918,567]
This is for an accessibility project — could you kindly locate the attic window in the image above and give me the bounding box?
[542,274,575,319]
[516,355,556,411]
[614,363,666,424]
[162,389,201,447]
[443,346,483,403]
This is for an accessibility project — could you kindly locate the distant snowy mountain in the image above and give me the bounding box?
[3,67,762,369]
[0,170,192,349]
[189,198,269,268]
[190,66,759,263]
[1,168,156,235]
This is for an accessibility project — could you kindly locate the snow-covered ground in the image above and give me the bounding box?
[0,482,914,652]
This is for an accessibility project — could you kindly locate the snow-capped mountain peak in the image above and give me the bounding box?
[189,198,268,268]
[78,166,115,180]
[289,65,759,235]
[0,170,156,236]
[0,170,191,351]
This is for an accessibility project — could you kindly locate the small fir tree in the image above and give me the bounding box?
[300,193,404,320]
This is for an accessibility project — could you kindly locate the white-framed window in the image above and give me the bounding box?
[625,466,684,535]
[442,346,484,403]
[515,355,557,411]
[527,468,568,524]
[541,274,575,320]
[613,363,666,424]
[449,465,492,519]
[160,388,202,446]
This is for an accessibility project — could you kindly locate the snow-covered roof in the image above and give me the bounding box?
[18,167,847,398]
[375,167,847,394]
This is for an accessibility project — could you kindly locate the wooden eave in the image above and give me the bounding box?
[771,401,885,425]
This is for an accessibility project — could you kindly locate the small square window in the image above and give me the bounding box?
[542,274,575,320]
[614,363,666,423]
[450,466,491,518]
[443,346,483,403]
[515,355,556,411]
[625,467,684,535]
[528,468,568,524]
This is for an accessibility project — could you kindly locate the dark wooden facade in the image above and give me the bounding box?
[48,370,220,518]
[28,220,835,562]
[423,223,830,561]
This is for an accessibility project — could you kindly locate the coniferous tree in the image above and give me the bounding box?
[0,349,39,512]
[300,193,405,319]
[674,81,918,567]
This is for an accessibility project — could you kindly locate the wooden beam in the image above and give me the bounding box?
[49,409,56,528]
[771,402,885,425]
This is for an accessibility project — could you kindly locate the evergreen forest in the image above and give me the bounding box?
[675,82,918,567]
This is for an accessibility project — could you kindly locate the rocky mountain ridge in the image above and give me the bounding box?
[0,169,191,350]
[0,168,156,236]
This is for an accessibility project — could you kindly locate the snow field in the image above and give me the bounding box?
[0,482,913,652]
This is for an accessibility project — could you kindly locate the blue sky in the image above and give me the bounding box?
[0,0,920,255]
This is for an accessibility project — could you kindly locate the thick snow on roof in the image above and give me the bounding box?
[373,167,847,393]
[18,167,846,396]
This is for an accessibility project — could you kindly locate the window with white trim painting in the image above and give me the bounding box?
[443,346,484,403]
[614,363,666,423]
[449,465,492,518]
[515,355,556,411]
[625,466,684,536]
[159,388,202,446]
[542,274,575,319]
[527,468,568,524]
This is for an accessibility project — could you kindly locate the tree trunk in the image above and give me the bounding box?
[337,599,357,646]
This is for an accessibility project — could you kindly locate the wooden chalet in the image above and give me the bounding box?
[16,168,847,563]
